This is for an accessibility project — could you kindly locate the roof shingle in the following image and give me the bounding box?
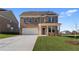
[20,11,58,16]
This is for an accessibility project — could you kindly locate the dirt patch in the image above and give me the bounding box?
[65,40,79,45]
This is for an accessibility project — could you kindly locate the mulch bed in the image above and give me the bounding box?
[65,40,79,45]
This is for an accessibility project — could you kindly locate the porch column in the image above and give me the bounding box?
[47,26,48,35]
[39,24,41,35]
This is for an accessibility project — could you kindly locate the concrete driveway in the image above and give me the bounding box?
[0,35,38,51]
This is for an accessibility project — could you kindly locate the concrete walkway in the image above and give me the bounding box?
[0,35,37,51]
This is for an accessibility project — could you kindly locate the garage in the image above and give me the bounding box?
[22,28,38,35]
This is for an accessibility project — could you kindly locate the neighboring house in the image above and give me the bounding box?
[61,30,71,34]
[71,31,77,35]
[20,11,61,36]
[0,9,19,34]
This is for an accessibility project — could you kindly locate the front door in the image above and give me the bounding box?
[42,28,46,35]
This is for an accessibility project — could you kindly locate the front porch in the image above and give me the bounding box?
[38,23,61,36]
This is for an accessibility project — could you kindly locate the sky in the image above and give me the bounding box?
[5,8,79,32]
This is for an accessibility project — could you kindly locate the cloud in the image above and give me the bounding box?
[58,15,64,18]
[66,9,78,16]
[59,9,78,18]
[59,12,64,18]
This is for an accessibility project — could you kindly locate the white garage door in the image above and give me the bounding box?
[22,28,38,35]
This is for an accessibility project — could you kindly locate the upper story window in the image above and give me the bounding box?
[24,18,28,24]
[54,16,58,23]
[10,20,12,23]
[29,18,32,23]
[47,16,58,23]
[48,17,52,23]
[40,17,44,23]
[35,18,38,23]
[7,24,10,28]
[24,17,33,24]
[34,18,40,23]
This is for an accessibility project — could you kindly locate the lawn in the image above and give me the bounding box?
[0,34,16,39]
[33,36,79,51]
[62,35,79,39]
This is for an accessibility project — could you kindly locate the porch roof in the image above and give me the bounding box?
[39,23,61,26]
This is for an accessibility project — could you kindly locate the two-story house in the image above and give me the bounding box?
[20,11,61,36]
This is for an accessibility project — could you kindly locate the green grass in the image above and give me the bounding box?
[62,34,79,39]
[0,34,16,39]
[33,36,79,51]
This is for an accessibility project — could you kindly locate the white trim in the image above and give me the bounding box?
[20,15,57,17]
[20,16,45,17]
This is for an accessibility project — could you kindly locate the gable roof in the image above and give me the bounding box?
[20,11,58,16]
[0,8,7,11]
[0,9,18,23]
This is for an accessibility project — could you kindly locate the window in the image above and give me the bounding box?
[7,24,10,28]
[35,19,38,22]
[11,27,14,30]
[10,20,12,23]
[52,17,54,22]
[50,17,55,23]
[52,16,58,23]
[41,17,44,23]
[55,16,58,23]
[24,17,33,24]
[48,17,58,23]
[48,26,57,32]
[48,27,51,32]
[37,17,40,23]
[29,18,32,23]
[52,26,57,32]
[24,18,28,24]
[48,17,51,23]
[34,18,38,23]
